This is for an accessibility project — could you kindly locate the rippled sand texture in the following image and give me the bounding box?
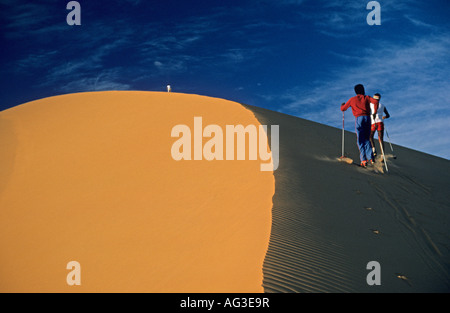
[0,92,274,292]
[246,104,450,293]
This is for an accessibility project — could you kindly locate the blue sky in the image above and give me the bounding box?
[1,0,449,159]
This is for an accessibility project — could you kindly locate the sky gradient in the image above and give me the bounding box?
[1,0,449,159]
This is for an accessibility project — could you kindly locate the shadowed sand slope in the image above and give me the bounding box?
[245,104,450,293]
[0,91,274,292]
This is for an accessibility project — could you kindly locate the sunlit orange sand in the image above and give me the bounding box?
[0,91,274,292]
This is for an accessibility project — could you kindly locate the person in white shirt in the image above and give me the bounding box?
[369,93,390,160]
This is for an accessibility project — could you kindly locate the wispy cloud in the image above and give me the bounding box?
[1,1,64,39]
[2,3,50,29]
[3,1,296,95]
[404,15,437,29]
[59,73,131,93]
[299,0,424,37]
[15,50,59,72]
[273,33,450,158]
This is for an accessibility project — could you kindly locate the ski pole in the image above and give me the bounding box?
[385,126,394,153]
[379,137,388,172]
[341,112,345,157]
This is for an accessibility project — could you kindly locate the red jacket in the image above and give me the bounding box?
[341,95,375,117]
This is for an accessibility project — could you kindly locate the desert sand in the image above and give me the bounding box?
[0,91,274,292]
[245,104,450,293]
[1,91,449,293]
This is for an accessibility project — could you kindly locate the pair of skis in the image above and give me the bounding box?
[339,112,393,173]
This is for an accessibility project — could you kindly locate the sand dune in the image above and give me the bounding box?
[0,92,274,292]
[1,91,449,293]
[245,104,450,292]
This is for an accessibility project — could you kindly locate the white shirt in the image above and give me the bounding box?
[370,101,386,124]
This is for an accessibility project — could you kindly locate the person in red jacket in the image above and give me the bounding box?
[341,84,375,167]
